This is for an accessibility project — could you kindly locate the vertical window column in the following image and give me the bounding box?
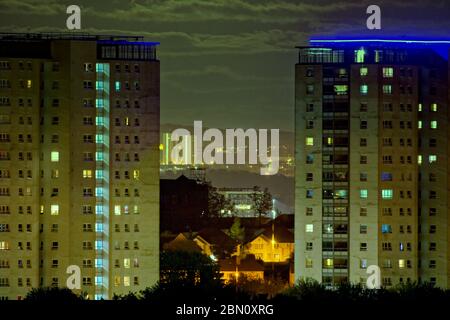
[95,63,110,300]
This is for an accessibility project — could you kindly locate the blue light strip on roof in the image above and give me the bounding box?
[310,39,450,45]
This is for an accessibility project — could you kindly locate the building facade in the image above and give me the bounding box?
[0,33,160,300]
[295,39,450,288]
[242,225,294,263]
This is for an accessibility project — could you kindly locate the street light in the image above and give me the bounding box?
[271,198,276,219]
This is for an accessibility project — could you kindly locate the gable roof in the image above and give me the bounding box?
[245,224,294,244]
[163,233,202,253]
[196,227,237,249]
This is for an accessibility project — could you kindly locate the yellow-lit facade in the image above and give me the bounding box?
[0,34,160,300]
[243,234,294,263]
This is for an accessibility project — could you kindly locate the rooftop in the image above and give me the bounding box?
[297,37,450,63]
[309,38,450,46]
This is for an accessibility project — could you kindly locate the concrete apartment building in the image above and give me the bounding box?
[295,39,450,288]
[0,33,160,300]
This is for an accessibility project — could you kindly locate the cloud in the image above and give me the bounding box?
[1,0,449,131]
[0,0,64,15]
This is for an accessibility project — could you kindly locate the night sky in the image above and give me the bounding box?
[0,0,449,132]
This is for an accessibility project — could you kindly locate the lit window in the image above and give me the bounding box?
[123,259,130,269]
[95,276,103,286]
[96,99,103,108]
[418,104,422,112]
[324,258,333,268]
[96,117,104,126]
[124,276,130,287]
[95,187,103,197]
[0,241,9,250]
[95,63,103,73]
[26,80,32,89]
[429,155,437,164]
[50,205,59,216]
[95,259,103,268]
[418,155,422,165]
[95,81,103,91]
[95,241,103,250]
[383,85,392,94]
[418,121,422,129]
[95,170,103,179]
[95,223,103,233]
[360,67,368,76]
[334,85,348,95]
[399,259,405,269]
[354,48,366,63]
[360,259,367,269]
[360,189,368,199]
[133,170,139,180]
[360,85,368,95]
[305,224,313,233]
[95,152,104,161]
[114,205,121,216]
[51,151,59,162]
[382,67,394,78]
[305,137,314,146]
[326,137,333,145]
[430,121,437,129]
[381,189,393,199]
[431,103,437,112]
[95,205,103,215]
[115,81,121,92]
[381,224,392,233]
[96,134,104,143]
[334,190,348,199]
[82,170,92,178]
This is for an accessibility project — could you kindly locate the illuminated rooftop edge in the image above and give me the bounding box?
[310,39,450,45]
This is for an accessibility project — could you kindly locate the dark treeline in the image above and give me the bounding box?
[3,251,450,319]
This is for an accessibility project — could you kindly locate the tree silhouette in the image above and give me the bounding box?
[206,182,233,218]
[250,186,272,225]
[24,287,85,302]
[229,217,245,243]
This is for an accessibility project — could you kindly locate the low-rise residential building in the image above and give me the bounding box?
[220,255,265,283]
[242,225,294,263]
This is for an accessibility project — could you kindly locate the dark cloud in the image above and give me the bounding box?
[0,0,449,131]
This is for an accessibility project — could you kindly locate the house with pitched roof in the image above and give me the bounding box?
[242,225,294,263]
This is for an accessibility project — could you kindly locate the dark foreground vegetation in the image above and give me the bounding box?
[2,252,450,318]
